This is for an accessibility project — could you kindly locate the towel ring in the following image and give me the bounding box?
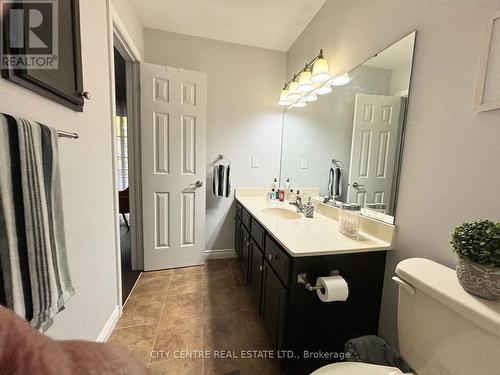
[214,154,231,166]
[331,158,344,169]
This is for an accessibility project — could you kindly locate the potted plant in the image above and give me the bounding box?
[451,220,500,299]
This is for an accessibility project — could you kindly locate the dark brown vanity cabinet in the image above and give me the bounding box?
[249,240,264,308]
[234,201,388,375]
[261,260,287,351]
[240,225,251,281]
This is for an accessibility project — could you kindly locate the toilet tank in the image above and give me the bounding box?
[395,258,500,375]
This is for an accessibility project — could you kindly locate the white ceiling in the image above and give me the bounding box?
[131,0,326,51]
[363,32,415,70]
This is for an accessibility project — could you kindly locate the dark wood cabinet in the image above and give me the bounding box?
[234,217,242,258]
[249,239,264,309]
[262,261,287,351]
[239,225,251,282]
[234,201,387,375]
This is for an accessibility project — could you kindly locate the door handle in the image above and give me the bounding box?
[191,180,203,187]
[352,182,365,189]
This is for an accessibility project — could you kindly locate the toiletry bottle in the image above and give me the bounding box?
[278,189,285,202]
[271,188,276,200]
[285,178,290,192]
[272,178,278,191]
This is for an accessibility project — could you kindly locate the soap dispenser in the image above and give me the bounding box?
[304,197,314,218]
[272,178,278,191]
[285,178,291,192]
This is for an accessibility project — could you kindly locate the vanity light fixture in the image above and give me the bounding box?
[286,76,302,101]
[297,65,314,93]
[278,49,336,107]
[330,73,350,86]
[278,84,292,106]
[311,50,332,83]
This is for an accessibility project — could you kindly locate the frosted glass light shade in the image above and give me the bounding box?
[278,88,292,106]
[315,84,332,95]
[331,73,350,86]
[311,57,332,83]
[304,93,317,102]
[293,101,306,108]
[287,81,302,99]
[297,69,314,93]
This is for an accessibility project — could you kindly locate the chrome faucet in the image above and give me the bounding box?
[289,195,314,218]
[289,194,304,212]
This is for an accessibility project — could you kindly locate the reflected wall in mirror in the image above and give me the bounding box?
[280,32,416,224]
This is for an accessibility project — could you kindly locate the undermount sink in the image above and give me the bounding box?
[261,207,302,220]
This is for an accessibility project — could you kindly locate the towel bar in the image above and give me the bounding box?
[57,130,78,139]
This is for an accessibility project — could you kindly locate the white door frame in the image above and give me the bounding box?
[106,1,143,310]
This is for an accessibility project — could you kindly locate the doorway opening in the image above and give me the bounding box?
[113,42,142,303]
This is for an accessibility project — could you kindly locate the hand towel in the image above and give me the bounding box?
[327,167,342,198]
[0,113,74,331]
[213,164,231,198]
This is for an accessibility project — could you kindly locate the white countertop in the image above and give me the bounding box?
[236,195,393,257]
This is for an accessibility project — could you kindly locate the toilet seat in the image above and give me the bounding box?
[310,362,404,375]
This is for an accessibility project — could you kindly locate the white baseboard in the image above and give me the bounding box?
[204,248,237,260]
[96,305,121,342]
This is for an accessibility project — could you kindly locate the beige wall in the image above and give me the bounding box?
[144,28,286,251]
[287,0,500,346]
[0,0,118,340]
[110,0,144,57]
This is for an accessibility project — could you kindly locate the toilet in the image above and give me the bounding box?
[311,258,500,375]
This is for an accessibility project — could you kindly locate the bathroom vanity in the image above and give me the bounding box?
[231,31,414,374]
[234,191,395,375]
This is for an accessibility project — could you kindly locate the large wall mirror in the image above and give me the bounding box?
[280,32,416,224]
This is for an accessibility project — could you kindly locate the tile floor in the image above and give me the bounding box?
[108,258,281,374]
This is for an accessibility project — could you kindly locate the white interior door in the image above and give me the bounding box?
[141,63,207,271]
[347,93,401,209]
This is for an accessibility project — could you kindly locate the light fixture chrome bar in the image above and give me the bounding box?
[283,49,323,89]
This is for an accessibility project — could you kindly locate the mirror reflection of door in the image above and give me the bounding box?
[279,31,416,224]
[347,93,402,211]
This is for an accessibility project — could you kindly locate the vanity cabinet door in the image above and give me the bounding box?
[240,226,251,282]
[234,217,242,258]
[262,262,287,351]
[249,240,264,310]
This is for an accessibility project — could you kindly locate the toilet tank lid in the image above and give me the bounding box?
[396,258,500,338]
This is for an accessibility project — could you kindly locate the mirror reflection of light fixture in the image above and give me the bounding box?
[293,101,307,108]
[331,73,350,86]
[315,85,332,95]
[303,93,317,102]
[311,50,331,83]
[297,66,314,93]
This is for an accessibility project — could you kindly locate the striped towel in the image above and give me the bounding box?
[213,164,231,198]
[328,166,342,198]
[0,114,74,331]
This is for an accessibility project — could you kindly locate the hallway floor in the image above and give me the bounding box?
[108,258,280,374]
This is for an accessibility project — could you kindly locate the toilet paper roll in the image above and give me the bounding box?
[316,275,349,302]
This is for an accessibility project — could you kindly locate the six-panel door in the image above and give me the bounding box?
[141,63,207,270]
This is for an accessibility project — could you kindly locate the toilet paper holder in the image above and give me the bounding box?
[297,270,339,292]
